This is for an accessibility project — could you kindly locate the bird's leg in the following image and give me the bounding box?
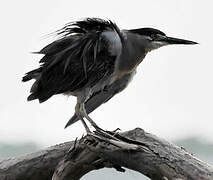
[79,103,122,141]
[75,102,92,133]
[79,103,103,131]
[79,116,91,134]
[76,100,121,141]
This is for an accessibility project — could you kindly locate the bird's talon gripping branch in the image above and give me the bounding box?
[113,128,121,132]
[94,129,121,142]
[88,132,140,150]
[108,128,121,136]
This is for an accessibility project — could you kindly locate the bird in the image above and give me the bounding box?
[22,18,197,133]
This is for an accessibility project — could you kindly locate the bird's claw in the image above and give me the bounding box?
[93,128,121,141]
[87,132,140,151]
[112,128,121,132]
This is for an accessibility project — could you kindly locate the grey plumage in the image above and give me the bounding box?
[22,18,197,130]
[65,71,136,128]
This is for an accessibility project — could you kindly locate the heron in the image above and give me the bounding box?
[22,18,197,133]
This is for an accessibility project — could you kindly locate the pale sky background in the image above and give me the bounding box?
[0,0,212,147]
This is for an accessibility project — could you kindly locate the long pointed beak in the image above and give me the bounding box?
[164,36,198,45]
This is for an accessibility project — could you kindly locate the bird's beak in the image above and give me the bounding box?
[163,36,198,45]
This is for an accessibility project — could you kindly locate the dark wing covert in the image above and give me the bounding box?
[22,18,123,103]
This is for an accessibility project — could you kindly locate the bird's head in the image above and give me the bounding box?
[129,28,198,52]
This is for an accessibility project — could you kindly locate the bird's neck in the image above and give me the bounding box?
[115,32,147,74]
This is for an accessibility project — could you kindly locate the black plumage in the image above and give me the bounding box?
[129,28,165,37]
[23,18,122,103]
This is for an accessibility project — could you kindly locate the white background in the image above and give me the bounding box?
[0,0,212,147]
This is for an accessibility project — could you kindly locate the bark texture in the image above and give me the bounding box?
[0,128,213,180]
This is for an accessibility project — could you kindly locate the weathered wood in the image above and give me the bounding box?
[0,141,73,180]
[1,128,213,180]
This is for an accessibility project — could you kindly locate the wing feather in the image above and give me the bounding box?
[23,18,123,103]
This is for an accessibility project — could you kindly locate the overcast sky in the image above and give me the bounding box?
[0,0,212,147]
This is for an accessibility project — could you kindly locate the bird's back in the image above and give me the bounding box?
[23,18,123,103]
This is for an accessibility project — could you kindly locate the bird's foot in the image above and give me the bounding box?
[112,128,121,133]
[86,132,143,151]
[79,116,120,141]
[106,128,121,136]
[79,117,92,134]
[80,114,120,141]
[93,128,122,142]
[77,103,122,141]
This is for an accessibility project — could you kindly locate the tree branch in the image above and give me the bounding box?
[1,128,213,180]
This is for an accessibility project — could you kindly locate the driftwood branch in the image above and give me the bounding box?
[0,128,213,180]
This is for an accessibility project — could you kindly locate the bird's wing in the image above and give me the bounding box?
[64,72,135,128]
[23,18,123,103]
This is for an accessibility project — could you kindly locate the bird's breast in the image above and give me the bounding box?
[112,53,146,83]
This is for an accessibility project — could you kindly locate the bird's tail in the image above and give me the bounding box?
[22,68,42,82]
[22,68,41,100]
[64,114,80,128]
[22,67,52,103]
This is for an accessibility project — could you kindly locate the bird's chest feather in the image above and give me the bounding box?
[120,54,146,73]
[112,52,146,83]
